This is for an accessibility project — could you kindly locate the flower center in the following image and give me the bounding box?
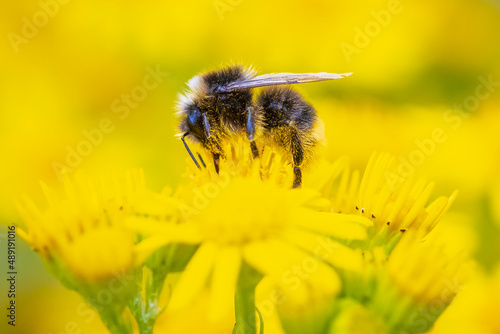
[195,177,293,246]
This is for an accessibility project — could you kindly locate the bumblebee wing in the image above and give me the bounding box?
[223,72,352,91]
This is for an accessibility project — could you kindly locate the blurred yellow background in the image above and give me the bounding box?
[1,0,499,333]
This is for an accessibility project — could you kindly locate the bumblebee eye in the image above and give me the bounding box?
[185,106,204,138]
[186,106,211,139]
[187,106,201,126]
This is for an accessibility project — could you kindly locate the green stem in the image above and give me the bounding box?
[97,306,133,334]
[132,296,159,334]
[234,261,263,334]
[129,268,164,334]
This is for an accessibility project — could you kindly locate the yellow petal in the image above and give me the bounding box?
[400,182,435,229]
[126,216,203,239]
[208,247,242,322]
[134,235,171,266]
[292,210,371,240]
[168,242,218,311]
[281,227,363,272]
[243,239,341,301]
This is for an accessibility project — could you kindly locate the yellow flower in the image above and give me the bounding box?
[429,266,500,334]
[321,151,458,249]
[129,140,372,323]
[362,231,474,333]
[16,169,146,281]
[387,231,472,304]
[298,151,467,333]
[154,283,236,334]
[328,300,388,334]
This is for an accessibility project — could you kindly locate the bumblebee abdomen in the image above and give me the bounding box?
[258,86,317,131]
[257,86,322,168]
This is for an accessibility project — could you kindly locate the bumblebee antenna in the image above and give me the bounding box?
[181,132,201,169]
[197,153,206,168]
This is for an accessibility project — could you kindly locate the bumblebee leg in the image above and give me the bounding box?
[213,153,220,174]
[181,132,201,169]
[290,127,304,188]
[293,167,302,188]
[246,107,260,159]
[250,141,259,159]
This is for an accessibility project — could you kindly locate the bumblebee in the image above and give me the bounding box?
[176,65,351,188]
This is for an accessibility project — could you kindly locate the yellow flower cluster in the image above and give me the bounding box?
[16,170,146,281]
[16,139,474,334]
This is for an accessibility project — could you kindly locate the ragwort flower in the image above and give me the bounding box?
[16,169,149,334]
[128,139,372,332]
